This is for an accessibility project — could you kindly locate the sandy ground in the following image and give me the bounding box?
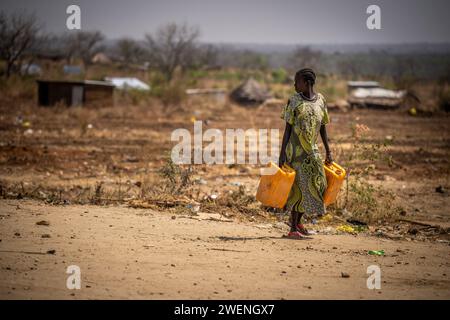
[1,199,449,300]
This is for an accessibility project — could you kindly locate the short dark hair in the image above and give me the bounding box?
[295,68,316,85]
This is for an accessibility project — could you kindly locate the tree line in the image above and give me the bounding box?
[1,10,449,84]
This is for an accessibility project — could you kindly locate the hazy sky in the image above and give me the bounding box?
[1,0,449,44]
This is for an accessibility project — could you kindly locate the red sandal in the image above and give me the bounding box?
[286,231,307,239]
[297,224,316,236]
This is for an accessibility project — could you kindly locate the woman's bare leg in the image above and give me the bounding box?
[290,211,299,232]
[295,212,303,226]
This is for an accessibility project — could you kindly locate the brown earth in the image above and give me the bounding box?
[0,95,449,299]
[0,199,449,299]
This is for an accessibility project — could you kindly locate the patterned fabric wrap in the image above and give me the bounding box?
[281,92,330,217]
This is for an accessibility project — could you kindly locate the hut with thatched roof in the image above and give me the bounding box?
[230,78,271,106]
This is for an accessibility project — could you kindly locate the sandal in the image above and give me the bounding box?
[286,231,306,239]
[297,224,314,236]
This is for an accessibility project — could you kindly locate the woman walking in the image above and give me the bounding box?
[279,68,333,239]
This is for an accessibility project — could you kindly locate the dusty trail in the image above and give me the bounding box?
[0,200,449,299]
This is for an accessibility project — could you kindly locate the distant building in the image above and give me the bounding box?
[37,80,114,107]
[347,81,380,95]
[230,78,271,106]
[21,63,42,76]
[63,65,83,75]
[347,81,406,109]
[92,53,112,64]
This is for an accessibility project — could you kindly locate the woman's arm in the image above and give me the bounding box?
[279,122,292,166]
[320,124,333,165]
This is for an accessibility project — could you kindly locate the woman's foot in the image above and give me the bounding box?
[286,231,307,239]
[296,223,313,236]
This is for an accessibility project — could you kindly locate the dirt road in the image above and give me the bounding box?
[0,199,449,299]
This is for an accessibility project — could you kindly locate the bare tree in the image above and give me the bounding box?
[115,37,145,65]
[337,58,360,79]
[0,10,41,78]
[64,31,104,68]
[289,46,322,72]
[196,43,218,69]
[236,50,269,70]
[145,23,200,80]
[392,55,416,89]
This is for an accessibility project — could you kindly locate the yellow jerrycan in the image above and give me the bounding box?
[323,161,346,206]
[256,162,296,208]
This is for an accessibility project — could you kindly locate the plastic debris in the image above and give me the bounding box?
[205,194,218,200]
[186,204,200,213]
[195,178,207,185]
[319,214,333,223]
[24,129,34,136]
[336,224,356,234]
[368,250,385,256]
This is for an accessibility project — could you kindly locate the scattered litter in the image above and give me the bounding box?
[368,250,385,256]
[183,212,233,223]
[336,225,356,234]
[435,186,445,194]
[341,272,350,278]
[36,220,50,226]
[408,107,417,116]
[24,129,33,136]
[318,226,334,234]
[195,178,207,185]
[186,204,200,213]
[319,214,333,223]
[15,116,23,125]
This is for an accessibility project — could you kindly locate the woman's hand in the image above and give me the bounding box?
[325,151,333,165]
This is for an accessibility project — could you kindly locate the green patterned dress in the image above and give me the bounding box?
[281,92,330,216]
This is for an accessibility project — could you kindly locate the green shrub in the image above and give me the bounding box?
[271,68,288,83]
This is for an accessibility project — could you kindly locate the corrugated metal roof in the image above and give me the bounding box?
[351,88,406,99]
[347,81,380,87]
[104,77,150,91]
